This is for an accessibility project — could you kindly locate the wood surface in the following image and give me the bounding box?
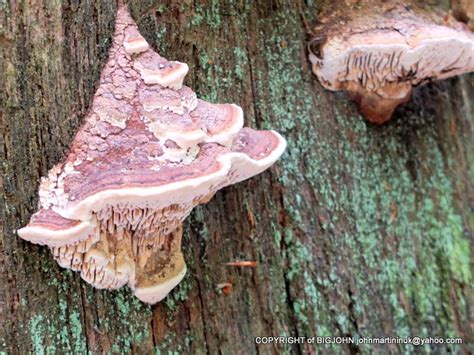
[1,0,472,353]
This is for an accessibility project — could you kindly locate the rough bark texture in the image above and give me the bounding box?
[1,0,473,353]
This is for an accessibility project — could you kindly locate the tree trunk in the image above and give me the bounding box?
[1,0,473,353]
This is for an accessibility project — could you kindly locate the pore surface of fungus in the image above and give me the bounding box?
[18,6,286,304]
[309,4,474,123]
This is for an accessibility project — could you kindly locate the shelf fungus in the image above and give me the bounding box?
[18,6,286,304]
[309,4,474,123]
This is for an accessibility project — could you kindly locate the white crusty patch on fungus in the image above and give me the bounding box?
[309,4,474,123]
[18,5,286,304]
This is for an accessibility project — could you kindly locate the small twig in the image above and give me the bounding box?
[224,261,257,267]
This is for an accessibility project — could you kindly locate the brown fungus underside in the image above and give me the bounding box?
[309,4,474,123]
[18,6,286,304]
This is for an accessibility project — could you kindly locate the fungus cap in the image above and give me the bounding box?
[18,5,286,303]
[309,4,474,123]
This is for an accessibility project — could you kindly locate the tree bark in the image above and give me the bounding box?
[1,0,473,353]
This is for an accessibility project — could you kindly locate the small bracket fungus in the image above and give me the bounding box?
[309,4,474,123]
[18,6,286,304]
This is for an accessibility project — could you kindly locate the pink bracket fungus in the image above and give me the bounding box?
[18,6,286,304]
[309,4,474,124]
